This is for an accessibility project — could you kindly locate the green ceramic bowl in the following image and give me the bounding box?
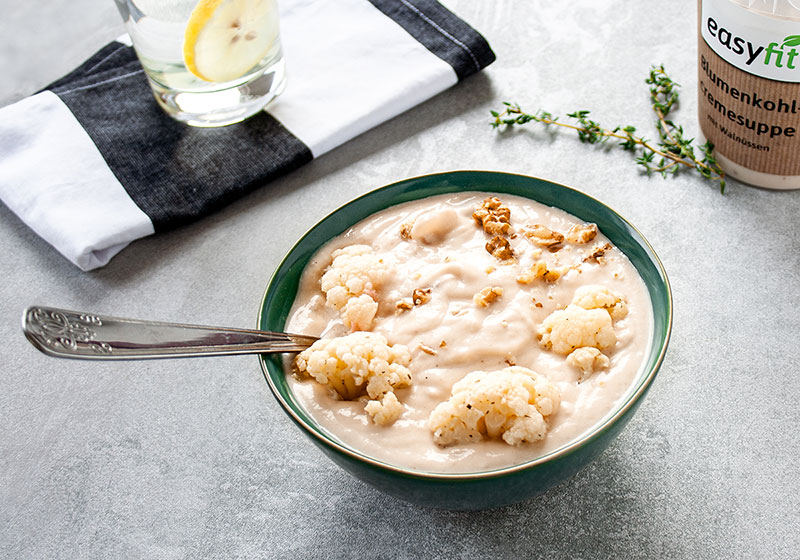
[258,171,672,511]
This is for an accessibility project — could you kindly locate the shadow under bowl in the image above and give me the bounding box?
[258,170,672,511]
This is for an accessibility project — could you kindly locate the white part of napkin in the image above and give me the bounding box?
[0,91,154,270]
[269,0,457,157]
[0,0,484,271]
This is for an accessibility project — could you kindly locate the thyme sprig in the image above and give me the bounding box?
[491,65,726,193]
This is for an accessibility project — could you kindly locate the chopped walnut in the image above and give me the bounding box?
[543,268,561,283]
[483,217,511,236]
[485,266,495,274]
[412,288,432,306]
[400,223,413,240]
[486,236,514,260]
[418,343,438,356]
[473,286,503,307]
[439,340,447,348]
[397,288,431,310]
[516,260,561,284]
[472,197,511,235]
[516,269,536,285]
[532,298,544,308]
[566,223,598,244]
[524,224,565,251]
[584,242,613,264]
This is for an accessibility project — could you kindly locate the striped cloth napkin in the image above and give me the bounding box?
[0,0,494,270]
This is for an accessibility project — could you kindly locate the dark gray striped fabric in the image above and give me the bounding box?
[53,48,313,231]
[47,0,495,232]
[367,0,495,80]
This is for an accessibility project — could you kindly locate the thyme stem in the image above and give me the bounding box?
[490,65,726,193]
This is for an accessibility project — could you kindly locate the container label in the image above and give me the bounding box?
[701,0,800,83]
[698,0,800,176]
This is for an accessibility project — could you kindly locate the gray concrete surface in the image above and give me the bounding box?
[1,0,799,558]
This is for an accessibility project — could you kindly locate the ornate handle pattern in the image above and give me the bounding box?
[24,307,112,355]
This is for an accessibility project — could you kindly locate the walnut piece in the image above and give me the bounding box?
[474,286,503,307]
[584,242,613,264]
[516,260,561,284]
[412,288,432,306]
[418,343,438,356]
[400,223,413,240]
[486,236,514,260]
[524,224,565,251]
[566,223,598,244]
[473,197,511,235]
[395,299,413,311]
[542,267,561,283]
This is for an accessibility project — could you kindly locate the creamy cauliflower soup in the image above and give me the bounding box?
[285,192,653,473]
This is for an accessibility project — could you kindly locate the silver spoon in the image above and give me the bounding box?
[22,306,317,360]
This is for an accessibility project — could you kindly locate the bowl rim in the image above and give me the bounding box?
[257,170,673,480]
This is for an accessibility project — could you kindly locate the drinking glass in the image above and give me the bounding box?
[114,0,286,127]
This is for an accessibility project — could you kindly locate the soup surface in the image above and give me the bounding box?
[285,192,653,473]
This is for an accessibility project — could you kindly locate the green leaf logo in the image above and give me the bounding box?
[782,35,800,47]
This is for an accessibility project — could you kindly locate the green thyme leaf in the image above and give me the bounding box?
[489,65,726,192]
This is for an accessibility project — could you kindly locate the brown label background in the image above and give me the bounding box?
[697,9,800,175]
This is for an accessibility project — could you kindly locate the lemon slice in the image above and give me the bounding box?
[183,0,278,83]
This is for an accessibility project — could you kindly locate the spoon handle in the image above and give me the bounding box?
[22,306,317,360]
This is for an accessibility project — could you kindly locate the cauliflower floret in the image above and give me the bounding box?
[364,392,405,426]
[571,285,628,320]
[428,366,561,447]
[537,304,616,355]
[567,347,610,382]
[295,333,412,423]
[319,245,390,330]
[341,294,378,332]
